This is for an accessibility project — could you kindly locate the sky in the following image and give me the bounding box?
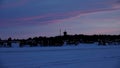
[0,0,120,39]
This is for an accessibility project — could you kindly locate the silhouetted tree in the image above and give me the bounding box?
[7,37,12,47]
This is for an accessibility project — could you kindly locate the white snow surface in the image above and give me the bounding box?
[0,43,120,68]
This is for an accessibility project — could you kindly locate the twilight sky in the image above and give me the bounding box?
[0,0,120,39]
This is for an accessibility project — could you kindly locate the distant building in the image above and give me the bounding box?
[63,31,67,36]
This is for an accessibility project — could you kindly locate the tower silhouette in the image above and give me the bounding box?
[63,30,67,36]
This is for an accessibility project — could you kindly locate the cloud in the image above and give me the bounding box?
[111,0,120,9]
[0,6,120,28]
[117,0,120,3]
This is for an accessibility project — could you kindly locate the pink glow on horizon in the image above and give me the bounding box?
[88,28,120,35]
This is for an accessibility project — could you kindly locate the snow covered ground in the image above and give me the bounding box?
[0,44,120,68]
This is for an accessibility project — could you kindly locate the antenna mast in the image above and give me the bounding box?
[60,29,61,36]
[59,24,62,36]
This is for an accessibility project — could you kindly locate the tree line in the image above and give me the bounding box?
[0,34,120,48]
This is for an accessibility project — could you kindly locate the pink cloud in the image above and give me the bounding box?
[14,11,80,21]
[1,5,120,27]
[7,7,120,22]
[112,3,120,9]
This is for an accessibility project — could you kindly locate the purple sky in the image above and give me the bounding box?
[0,0,120,39]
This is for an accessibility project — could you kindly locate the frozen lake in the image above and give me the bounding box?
[0,44,120,68]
